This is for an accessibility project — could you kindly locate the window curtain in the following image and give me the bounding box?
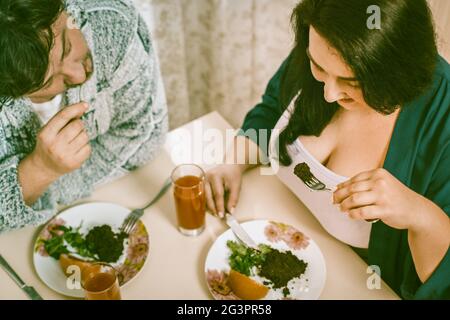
[133,0,449,129]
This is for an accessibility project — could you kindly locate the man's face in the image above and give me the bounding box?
[28,11,93,103]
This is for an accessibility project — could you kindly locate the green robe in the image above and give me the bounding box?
[240,55,450,299]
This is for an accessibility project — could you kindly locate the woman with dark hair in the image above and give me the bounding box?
[206,0,450,299]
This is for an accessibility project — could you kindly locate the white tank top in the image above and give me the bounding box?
[269,99,371,248]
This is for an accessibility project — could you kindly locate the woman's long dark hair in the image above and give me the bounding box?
[278,0,438,166]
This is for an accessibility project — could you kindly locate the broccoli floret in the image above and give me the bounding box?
[85,225,127,263]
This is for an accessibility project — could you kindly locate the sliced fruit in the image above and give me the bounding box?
[227,269,269,300]
[59,254,92,277]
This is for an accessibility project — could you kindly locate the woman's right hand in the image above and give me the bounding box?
[18,103,91,205]
[205,164,247,218]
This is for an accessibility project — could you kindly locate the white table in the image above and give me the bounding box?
[0,112,399,300]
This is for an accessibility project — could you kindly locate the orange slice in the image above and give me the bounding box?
[59,254,92,277]
[228,269,269,300]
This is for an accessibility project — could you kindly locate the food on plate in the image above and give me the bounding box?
[227,240,268,276]
[85,225,127,263]
[259,249,307,292]
[42,223,128,268]
[227,269,269,300]
[226,240,308,298]
[59,254,92,276]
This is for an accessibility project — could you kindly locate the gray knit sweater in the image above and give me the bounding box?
[0,0,168,233]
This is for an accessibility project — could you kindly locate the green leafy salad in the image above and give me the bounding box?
[44,224,128,263]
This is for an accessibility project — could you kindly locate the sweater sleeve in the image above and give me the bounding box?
[52,53,168,205]
[238,53,292,155]
[51,3,168,204]
[0,153,57,233]
[0,1,167,232]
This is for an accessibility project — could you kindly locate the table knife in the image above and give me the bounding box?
[0,254,43,300]
[225,213,259,251]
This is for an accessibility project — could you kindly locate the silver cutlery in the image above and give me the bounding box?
[225,212,260,251]
[120,177,172,234]
[303,175,332,191]
[294,162,331,192]
[294,163,379,223]
[0,254,43,300]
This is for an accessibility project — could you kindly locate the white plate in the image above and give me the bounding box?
[205,220,326,300]
[33,202,150,298]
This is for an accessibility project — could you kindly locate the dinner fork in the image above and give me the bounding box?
[120,177,172,234]
[294,163,331,192]
[303,175,332,192]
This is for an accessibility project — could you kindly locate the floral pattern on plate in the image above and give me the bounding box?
[205,270,238,300]
[264,221,310,250]
[33,202,150,298]
[34,217,149,286]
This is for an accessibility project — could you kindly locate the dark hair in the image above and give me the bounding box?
[0,0,64,104]
[278,0,438,166]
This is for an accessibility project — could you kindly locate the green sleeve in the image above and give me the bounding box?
[238,53,292,155]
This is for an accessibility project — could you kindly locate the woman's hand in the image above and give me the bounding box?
[334,168,450,283]
[205,164,247,218]
[333,168,428,230]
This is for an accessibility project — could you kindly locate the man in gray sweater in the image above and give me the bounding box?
[0,0,168,232]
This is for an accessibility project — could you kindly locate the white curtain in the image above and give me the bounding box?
[428,0,450,62]
[133,0,450,129]
[134,0,297,128]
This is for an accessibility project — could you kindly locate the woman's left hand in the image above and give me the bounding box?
[333,168,426,230]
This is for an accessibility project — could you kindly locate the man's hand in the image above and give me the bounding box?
[18,102,92,205]
[29,102,92,180]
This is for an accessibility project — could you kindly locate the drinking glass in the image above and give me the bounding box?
[171,164,207,236]
[81,263,121,300]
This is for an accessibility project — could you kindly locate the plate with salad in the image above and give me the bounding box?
[33,202,149,298]
[204,220,326,300]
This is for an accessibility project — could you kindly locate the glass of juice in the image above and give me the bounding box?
[81,263,121,300]
[171,164,206,236]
